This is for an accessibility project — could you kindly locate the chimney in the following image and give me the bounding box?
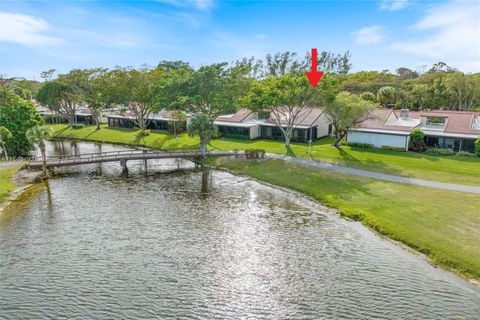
[400,109,410,120]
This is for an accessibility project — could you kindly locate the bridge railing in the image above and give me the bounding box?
[30,147,202,162]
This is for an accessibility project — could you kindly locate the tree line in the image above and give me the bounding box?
[1,51,479,159]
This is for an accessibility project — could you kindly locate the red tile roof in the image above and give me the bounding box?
[356,108,480,136]
[215,108,253,123]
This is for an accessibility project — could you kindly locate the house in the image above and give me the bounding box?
[37,105,94,125]
[106,110,187,132]
[347,109,480,152]
[214,107,332,142]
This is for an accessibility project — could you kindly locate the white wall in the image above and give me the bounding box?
[347,131,408,150]
[249,125,260,139]
[315,114,330,138]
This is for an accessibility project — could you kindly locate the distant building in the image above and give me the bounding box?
[347,109,480,152]
[106,110,187,132]
[214,108,332,142]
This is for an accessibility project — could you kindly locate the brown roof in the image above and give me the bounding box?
[356,108,480,136]
[419,110,480,135]
[215,108,253,123]
[265,107,323,127]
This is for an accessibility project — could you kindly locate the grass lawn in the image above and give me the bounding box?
[212,157,480,280]
[0,166,19,204]
[50,124,480,186]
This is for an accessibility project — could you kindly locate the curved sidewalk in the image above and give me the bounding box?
[267,153,480,195]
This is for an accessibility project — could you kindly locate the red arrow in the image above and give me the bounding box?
[305,48,324,88]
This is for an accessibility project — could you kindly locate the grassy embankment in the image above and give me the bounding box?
[0,166,19,204]
[211,157,480,280]
[50,124,480,186]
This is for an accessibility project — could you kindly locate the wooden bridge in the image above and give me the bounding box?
[28,148,235,169]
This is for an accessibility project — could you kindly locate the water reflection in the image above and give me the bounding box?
[0,140,478,319]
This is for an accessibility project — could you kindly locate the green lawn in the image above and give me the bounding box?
[213,157,480,280]
[50,124,480,186]
[0,166,19,204]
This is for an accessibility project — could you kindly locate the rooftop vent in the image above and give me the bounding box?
[399,109,410,120]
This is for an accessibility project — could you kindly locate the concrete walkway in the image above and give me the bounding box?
[267,153,480,195]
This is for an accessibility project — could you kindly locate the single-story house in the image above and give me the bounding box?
[214,108,332,142]
[106,110,187,132]
[347,109,480,152]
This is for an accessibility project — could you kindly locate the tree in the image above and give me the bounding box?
[37,69,89,126]
[83,68,113,130]
[26,125,53,175]
[156,60,191,72]
[360,92,376,102]
[475,138,480,157]
[109,67,163,134]
[0,126,12,161]
[188,113,217,158]
[445,72,480,111]
[323,91,373,147]
[376,86,397,108]
[168,110,187,142]
[243,73,336,149]
[396,67,418,80]
[0,89,43,156]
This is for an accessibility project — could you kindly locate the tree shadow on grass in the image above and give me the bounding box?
[286,146,296,157]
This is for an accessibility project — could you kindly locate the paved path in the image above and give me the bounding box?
[267,153,480,195]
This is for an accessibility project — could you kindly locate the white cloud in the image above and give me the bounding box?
[352,25,386,45]
[390,1,480,72]
[0,12,61,46]
[255,34,267,40]
[156,0,214,11]
[379,0,409,11]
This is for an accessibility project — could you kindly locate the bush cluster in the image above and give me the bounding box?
[456,151,477,157]
[381,145,405,152]
[71,124,85,129]
[475,138,480,157]
[345,142,374,148]
[137,129,150,136]
[408,129,427,152]
[245,149,266,159]
[425,148,455,156]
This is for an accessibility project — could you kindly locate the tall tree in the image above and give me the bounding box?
[242,73,337,149]
[26,125,53,175]
[376,86,397,108]
[0,126,12,161]
[109,67,163,134]
[0,89,43,156]
[37,69,89,126]
[324,91,374,147]
[188,113,217,158]
[445,72,480,111]
[84,68,113,130]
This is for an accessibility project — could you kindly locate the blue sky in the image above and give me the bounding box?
[1,0,479,79]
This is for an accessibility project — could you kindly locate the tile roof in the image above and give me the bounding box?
[215,108,253,123]
[264,107,323,127]
[356,108,480,136]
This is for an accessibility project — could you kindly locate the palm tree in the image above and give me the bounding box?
[26,125,53,175]
[0,126,12,161]
[188,113,217,158]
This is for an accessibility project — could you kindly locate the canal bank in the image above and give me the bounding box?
[0,165,42,215]
[206,156,480,283]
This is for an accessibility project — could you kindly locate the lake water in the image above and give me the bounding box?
[0,140,479,319]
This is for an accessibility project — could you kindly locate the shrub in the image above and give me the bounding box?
[345,142,374,148]
[475,138,480,157]
[71,124,85,129]
[245,149,265,159]
[409,129,426,152]
[381,145,405,152]
[456,151,477,157]
[425,148,455,156]
[137,129,150,136]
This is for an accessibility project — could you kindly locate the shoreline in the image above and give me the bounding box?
[0,168,42,216]
[207,161,480,287]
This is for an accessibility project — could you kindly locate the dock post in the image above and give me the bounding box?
[120,159,128,172]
